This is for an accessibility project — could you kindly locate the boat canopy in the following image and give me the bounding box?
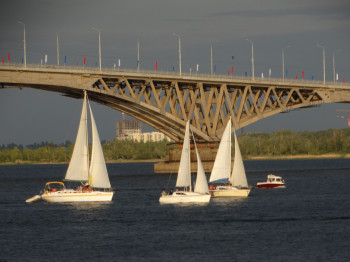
[210,178,229,183]
[45,181,65,186]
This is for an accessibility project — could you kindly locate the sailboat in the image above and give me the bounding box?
[39,91,114,203]
[209,118,250,197]
[159,121,211,204]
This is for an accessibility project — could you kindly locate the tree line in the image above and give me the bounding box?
[1,128,350,164]
[0,139,171,164]
[239,129,350,156]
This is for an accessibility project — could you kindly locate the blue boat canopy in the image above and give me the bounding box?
[210,178,229,183]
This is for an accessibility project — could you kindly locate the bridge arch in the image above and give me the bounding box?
[1,65,350,142]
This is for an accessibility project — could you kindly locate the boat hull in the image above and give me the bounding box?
[256,183,285,189]
[159,191,211,204]
[41,190,114,203]
[210,186,250,197]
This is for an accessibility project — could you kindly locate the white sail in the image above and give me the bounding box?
[230,132,248,188]
[65,92,89,182]
[176,121,191,189]
[88,102,111,189]
[209,119,232,182]
[193,138,209,194]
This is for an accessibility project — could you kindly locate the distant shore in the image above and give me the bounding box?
[0,159,160,165]
[1,154,350,165]
[245,153,350,160]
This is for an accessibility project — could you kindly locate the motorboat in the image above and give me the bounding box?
[256,174,285,188]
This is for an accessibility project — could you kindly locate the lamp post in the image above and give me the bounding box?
[18,21,26,68]
[92,27,102,71]
[317,44,326,84]
[211,44,213,75]
[173,33,182,76]
[137,34,146,71]
[56,29,63,66]
[137,38,140,71]
[282,45,290,82]
[333,49,341,84]
[246,39,254,80]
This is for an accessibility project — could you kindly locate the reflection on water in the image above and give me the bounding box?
[1,160,350,261]
[210,196,248,206]
[65,202,114,211]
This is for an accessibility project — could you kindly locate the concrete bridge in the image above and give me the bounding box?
[1,63,350,143]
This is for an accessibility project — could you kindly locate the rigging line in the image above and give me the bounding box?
[166,172,172,189]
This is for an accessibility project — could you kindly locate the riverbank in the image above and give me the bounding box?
[246,153,350,160]
[0,159,161,165]
[1,154,350,165]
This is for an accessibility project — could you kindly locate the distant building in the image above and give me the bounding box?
[116,113,171,142]
[129,131,172,142]
[116,113,141,139]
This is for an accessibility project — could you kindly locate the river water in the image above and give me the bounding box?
[0,159,349,261]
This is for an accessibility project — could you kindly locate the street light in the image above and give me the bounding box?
[137,38,142,71]
[18,21,26,68]
[173,33,182,76]
[317,44,326,84]
[56,29,63,66]
[333,49,341,84]
[211,44,213,75]
[92,27,102,71]
[282,45,291,82]
[246,39,254,80]
[137,35,145,71]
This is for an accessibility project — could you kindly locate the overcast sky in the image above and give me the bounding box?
[0,0,350,145]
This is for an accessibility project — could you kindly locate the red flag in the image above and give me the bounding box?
[228,70,230,76]
[302,71,304,79]
[83,57,86,65]
[231,66,234,74]
[155,61,158,71]
[343,78,345,83]
[296,75,298,80]
[7,53,10,61]
[1,57,4,64]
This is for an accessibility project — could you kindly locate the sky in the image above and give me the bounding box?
[0,0,350,145]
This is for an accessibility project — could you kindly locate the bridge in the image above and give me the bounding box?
[1,64,350,143]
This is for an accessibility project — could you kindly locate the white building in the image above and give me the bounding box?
[116,113,171,142]
[128,131,171,142]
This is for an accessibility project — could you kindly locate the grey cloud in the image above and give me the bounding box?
[210,5,350,19]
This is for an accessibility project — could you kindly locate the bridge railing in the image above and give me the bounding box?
[1,62,349,88]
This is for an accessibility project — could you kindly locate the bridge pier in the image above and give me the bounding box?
[154,142,221,173]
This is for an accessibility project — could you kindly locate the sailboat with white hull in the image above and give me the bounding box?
[159,121,211,204]
[209,118,250,197]
[39,91,114,203]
